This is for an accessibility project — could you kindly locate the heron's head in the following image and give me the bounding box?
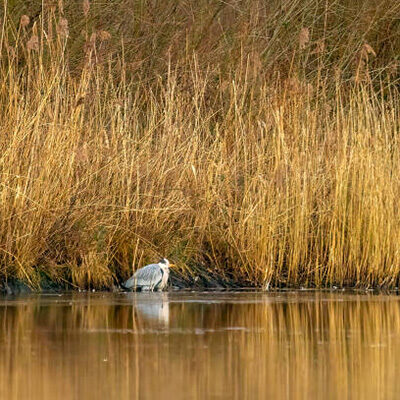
[159,258,175,268]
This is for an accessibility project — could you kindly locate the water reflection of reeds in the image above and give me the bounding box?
[0,293,399,400]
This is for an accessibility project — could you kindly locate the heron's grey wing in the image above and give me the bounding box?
[123,264,163,289]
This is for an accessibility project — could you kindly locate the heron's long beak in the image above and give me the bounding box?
[169,263,176,268]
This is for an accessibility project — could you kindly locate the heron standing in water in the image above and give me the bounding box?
[122,258,175,291]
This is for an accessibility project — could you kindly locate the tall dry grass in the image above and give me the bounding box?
[0,0,399,289]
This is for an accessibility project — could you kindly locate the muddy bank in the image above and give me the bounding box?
[0,272,238,295]
[1,275,398,295]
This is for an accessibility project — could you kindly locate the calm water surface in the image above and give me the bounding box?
[0,291,399,399]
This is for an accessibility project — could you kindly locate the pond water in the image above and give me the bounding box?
[0,291,399,399]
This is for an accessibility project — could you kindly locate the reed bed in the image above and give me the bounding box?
[0,0,399,289]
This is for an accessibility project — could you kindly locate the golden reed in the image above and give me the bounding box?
[0,0,399,288]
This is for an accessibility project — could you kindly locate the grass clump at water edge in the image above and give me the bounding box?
[0,0,399,290]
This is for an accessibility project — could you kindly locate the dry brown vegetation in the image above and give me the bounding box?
[0,0,399,289]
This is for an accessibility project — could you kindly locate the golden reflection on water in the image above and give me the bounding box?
[0,292,399,399]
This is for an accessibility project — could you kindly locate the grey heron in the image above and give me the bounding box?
[122,258,175,291]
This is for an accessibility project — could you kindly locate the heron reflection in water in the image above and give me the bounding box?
[129,292,170,326]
